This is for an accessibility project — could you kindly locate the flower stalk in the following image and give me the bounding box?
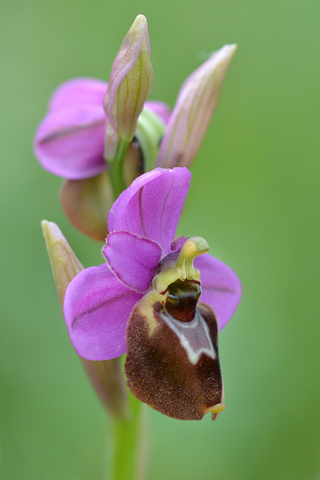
[108,137,130,199]
[109,394,148,480]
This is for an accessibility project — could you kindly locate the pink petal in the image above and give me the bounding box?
[103,231,162,292]
[63,264,142,360]
[195,253,241,330]
[34,104,106,179]
[145,101,171,125]
[170,235,187,252]
[49,78,107,111]
[108,167,191,254]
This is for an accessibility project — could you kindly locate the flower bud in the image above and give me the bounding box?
[156,44,236,168]
[103,15,153,160]
[41,220,84,305]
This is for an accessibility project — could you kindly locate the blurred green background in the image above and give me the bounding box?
[1,0,320,479]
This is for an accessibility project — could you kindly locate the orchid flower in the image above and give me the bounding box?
[34,78,169,181]
[63,167,241,420]
[34,15,235,241]
[35,77,168,241]
[34,45,235,180]
[34,15,167,241]
[34,15,167,182]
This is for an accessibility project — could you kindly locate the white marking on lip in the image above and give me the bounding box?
[160,309,216,365]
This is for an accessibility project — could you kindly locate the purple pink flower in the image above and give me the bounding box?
[63,167,241,361]
[34,44,236,180]
[34,78,170,180]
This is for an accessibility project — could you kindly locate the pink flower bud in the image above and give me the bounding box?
[157,45,237,168]
[103,15,153,159]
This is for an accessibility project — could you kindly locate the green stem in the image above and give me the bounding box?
[108,393,148,480]
[107,138,130,199]
[81,357,129,420]
[104,136,150,480]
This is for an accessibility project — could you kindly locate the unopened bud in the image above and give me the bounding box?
[41,221,128,419]
[157,44,236,168]
[104,15,153,160]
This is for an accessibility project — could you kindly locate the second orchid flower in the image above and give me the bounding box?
[34,15,236,241]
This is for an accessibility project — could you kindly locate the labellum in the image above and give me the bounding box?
[125,238,225,420]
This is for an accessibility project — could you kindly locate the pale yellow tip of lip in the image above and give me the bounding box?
[205,402,226,414]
